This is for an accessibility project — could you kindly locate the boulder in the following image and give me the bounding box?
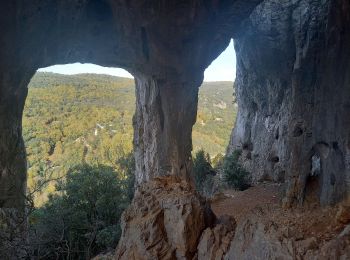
[115,176,215,260]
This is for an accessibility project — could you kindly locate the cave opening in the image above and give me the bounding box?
[23,42,239,206]
[23,63,138,258]
[24,63,135,207]
[23,47,238,256]
[191,39,239,196]
[193,40,237,158]
[304,174,321,206]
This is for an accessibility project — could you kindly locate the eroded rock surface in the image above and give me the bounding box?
[133,74,201,185]
[223,205,350,260]
[196,215,236,260]
[115,176,215,259]
[116,181,350,260]
[229,0,350,206]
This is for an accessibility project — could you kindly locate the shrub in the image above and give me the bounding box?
[222,150,250,191]
[212,153,224,169]
[193,149,215,196]
[117,152,136,202]
[201,175,216,197]
[29,163,135,259]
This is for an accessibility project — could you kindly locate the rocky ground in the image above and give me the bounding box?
[95,179,350,259]
[211,184,350,259]
[211,183,281,223]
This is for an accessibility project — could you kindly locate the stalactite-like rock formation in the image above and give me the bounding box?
[1,0,350,259]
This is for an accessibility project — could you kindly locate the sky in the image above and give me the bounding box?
[38,40,236,82]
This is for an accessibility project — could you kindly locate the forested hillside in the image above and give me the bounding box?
[23,72,236,205]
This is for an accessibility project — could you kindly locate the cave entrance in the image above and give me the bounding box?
[192,40,238,196]
[24,63,135,206]
[304,175,321,206]
[24,63,138,258]
[193,40,237,158]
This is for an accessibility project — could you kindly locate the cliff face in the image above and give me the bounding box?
[230,0,350,207]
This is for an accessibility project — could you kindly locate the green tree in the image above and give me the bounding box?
[117,152,136,202]
[193,149,215,196]
[212,153,224,171]
[222,150,250,191]
[29,164,133,259]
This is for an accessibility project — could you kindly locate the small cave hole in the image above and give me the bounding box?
[268,154,280,169]
[330,173,336,186]
[304,174,321,206]
[304,153,322,206]
[242,142,253,151]
[292,125,303,137]
[270,156,279,163]
[246,151,252,160]
[277,171,285,183]
[251,101,258,113]
[275,127,279,140]
[332,142,339,150]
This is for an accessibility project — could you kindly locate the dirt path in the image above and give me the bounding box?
[210,183,281,223]
[210,183,349,245]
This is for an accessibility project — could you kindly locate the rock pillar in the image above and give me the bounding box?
[133,73,202,185]
[0,72,30,258]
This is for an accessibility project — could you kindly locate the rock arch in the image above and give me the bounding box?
[0,1,261,257]
[0,0,261,209]
[1,0,350,258]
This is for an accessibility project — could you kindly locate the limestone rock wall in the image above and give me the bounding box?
[115,176,215,259]
[229,0,350,206]
[133,74,201,184]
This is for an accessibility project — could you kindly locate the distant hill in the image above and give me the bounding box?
[194,81,236,156]
[24,72,236,204]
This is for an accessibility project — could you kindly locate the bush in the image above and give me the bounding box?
[29,163,135,259]
[222,150,250,191]
[193,149,215,196]
[117,152,136,202]
[212,153,224,169]
[201,175,216,197]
